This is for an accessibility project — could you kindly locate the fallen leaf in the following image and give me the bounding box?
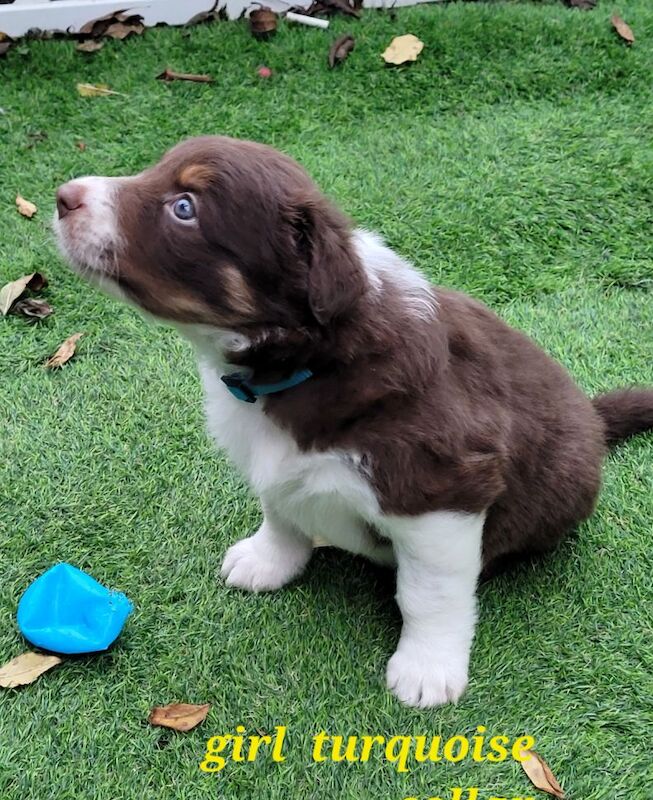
[295,0,360,18]
[44,332,83,368]
[186,0,222,26]
[0,31,13,56]
[611,14,635,44]
[26,130,48,146]
[79,10,144,39]
[76,39,104,53]
[324,0,360,16]
[78,9,123,35]
[24,28,54,41]
[0,652,62,688]
[16,194,38,218]
[148,703,210,732]
[13,298,54,320]
[184,0,226,28]
[328,33,355,68]
[0,272,47,316]
[382,33,424,65]
[519,750,566,799]
[76,141,87,151]
[156,69,213,83]
[257,65,272,78]
[76,83,121,97]
[250,7,278,38]
[104,20,145,39]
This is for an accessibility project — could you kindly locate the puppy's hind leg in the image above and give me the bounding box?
[383,510,485,708]
[221,501,313,593]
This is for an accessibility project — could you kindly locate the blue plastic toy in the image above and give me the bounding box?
[17,563,133,655]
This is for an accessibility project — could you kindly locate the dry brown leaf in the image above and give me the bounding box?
[76,39,104,53]
[79,9,125,35]
[77,83,121,97]
[104,21,145,40]
[382,34,424,66]
[0,652,62,688]
[148,703,210,732]
[156,69,213,83]
[519,750,566,799]
[28,273,47,292]
[76,141,87,151]
[186,1,222,26]
[45,332,83,368]
[0,272,47,315]
[250,7,278,39]
[27,130,48,146]
[299,0,360,19]
[16,194,37,218]
[79,10,144,38]
[328,34,355,68]
[13,298,54,320]
[611,14,635,44]
[0,31,12,56]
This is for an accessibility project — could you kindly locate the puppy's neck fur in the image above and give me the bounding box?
[182,230,442,388]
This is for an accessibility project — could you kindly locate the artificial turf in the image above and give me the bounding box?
[1,1,652,798]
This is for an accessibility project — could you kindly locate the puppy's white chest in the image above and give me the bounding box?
[199,362,380,546]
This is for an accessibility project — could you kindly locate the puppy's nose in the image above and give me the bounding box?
[56,182,87,219]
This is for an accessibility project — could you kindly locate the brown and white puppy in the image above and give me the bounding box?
[54,136,653,708]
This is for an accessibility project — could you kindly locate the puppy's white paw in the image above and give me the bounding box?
[386,645,469,708]
[220,534,310,593]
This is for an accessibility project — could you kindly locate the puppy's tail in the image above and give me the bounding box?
[593,388,653,446]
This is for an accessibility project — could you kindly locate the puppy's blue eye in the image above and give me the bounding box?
[172,196,195,221]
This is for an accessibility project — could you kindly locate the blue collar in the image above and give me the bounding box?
[221,368,313,403]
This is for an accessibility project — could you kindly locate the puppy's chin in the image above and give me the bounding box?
[54,220,126,304]
[54,217,100,272]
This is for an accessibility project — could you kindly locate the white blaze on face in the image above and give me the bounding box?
[53,176,124,276]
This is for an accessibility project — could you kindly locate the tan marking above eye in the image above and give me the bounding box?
[178,163,215,191]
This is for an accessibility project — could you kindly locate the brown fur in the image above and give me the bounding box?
[60,136,653,575]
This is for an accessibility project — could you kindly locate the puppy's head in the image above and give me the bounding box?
[54,136,365,331]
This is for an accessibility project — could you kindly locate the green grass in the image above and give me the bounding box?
[1,2,653,798]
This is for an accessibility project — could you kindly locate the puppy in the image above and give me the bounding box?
[54,136,653,708]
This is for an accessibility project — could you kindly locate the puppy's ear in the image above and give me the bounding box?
[286,196,366,326]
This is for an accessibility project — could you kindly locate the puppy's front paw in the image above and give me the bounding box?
[386,645,469,708]
[220,534,309,593]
